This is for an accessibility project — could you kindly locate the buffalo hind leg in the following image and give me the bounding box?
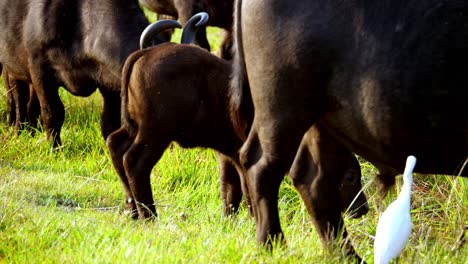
[217,152,243,216]
[240,124,305,248]
[99,88,121,141]
[219,30,233,60]
[4,74,30,131]
[106,127,137,218]
[13,80,30,131]
[123,136,169,219]
[27,85,41,132]
[29,62,63,148]
[4,73,16,126]
[290,126,361,259]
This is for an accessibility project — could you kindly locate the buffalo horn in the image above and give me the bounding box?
[180,12,209,44]
[140,19,182,49]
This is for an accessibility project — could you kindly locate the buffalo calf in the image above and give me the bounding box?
[107,42,243,218]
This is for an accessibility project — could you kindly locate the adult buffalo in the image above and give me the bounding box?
[139,0,234,59]
[0,0,176,147]
[232,0,468,258]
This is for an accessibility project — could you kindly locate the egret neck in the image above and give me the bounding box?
[399,156,416,210]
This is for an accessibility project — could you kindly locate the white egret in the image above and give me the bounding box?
[374,155,417,264]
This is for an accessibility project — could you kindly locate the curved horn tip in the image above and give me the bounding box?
[185,12,209,28]
[180,12,210,44]
[194,12,209,27]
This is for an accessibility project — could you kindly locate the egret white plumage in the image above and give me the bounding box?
[374,155,417,264]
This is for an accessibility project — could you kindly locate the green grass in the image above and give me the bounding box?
[0,10,467,264]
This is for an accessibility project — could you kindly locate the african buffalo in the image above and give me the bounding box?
[0,0,178,147]
[232,0,468,259]
[106,18,368,220]
[138,0,234,59]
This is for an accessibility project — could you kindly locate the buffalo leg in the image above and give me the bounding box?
[4,73,15,126]
[123,137,168,219]
[27,85,41,131]
[219,30,233,60]
[99,88,121,140]
[13,80,32,131]
[29,59,63,147]
[289,126,360,257]
[235,161,253,216]
[34,84,63,147]
[106,127,137,218]
[4,74,29,131]
[340,156,369,218]
[217,152,243,216]
[239,40,314,246]
[240,121,305,247]
[5,74,41,133]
